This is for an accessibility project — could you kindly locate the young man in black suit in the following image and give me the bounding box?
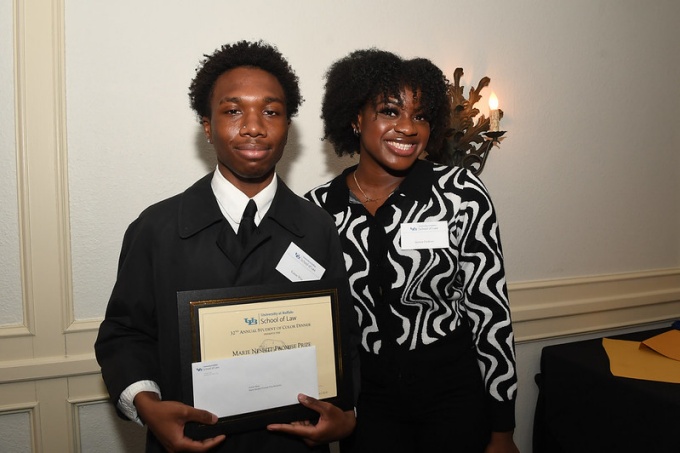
[95,41,355,453]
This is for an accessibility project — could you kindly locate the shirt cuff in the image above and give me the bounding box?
[488,397,516,432]
[117,380,161,426]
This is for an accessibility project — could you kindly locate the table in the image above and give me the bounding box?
[533,328,680,453]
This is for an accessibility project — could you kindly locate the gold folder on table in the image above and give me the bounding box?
[603,330,680,384]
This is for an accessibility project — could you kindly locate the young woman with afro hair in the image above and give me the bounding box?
[305,49,519,453]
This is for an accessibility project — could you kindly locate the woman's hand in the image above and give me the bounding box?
[484,430,520,453]
[266,393,356,447]
[134,391,226,453]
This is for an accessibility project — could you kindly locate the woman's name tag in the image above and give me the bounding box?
[400,221,449,250]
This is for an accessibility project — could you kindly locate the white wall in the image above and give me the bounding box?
[65,0,680,319]
[2,1,679,451]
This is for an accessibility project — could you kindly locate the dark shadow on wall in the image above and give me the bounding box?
[321,134,358,180]
[193,127,217,173]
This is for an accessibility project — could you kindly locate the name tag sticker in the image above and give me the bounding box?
[400,221,449,250]
[276,242,326,282]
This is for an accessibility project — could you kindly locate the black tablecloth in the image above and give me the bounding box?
[533,328,680,453]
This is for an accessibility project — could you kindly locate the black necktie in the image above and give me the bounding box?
[237,199,257,246]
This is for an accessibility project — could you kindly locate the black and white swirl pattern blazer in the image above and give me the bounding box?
[306,159,517,422]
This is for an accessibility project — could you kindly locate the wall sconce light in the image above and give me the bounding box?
[427,68,506,176]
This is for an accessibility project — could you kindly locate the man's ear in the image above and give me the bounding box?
[202,117,211,142]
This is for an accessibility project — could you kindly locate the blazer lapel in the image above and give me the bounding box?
[215,222,242,265]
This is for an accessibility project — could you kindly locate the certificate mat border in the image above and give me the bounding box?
[177,278,353,437]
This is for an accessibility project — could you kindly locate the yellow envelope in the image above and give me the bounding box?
[641,329,680,361]
[602,337,680,384]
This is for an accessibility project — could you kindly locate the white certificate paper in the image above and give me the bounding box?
[192,346,319,417]
[197,295,337,400]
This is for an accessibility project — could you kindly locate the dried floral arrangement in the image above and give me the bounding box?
[427,68,505,176]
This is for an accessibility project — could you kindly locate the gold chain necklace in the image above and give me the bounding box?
[352,171,394,203]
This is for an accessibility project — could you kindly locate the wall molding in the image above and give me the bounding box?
[50,0,76,333]
[2,267,678,383]
[0,401,38,414]
[14,0,36,339]
[0,354,100,384]
[65,319,103,333]
[0,324,32,338]
[510,268,680,342]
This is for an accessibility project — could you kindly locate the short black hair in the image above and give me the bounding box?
[321,48,450,157]
[189,40,302,120]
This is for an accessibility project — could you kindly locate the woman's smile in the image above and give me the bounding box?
[385,139,418,156]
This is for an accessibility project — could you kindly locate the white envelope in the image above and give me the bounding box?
[191,346,318,418]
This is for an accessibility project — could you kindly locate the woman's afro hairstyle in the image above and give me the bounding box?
[188,40,302,121]
[321,48,451,157]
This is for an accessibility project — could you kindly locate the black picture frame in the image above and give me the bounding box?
[177,278,353,438]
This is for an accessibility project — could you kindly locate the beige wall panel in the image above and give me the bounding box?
[0,333,33,362]
[0,381,36,407]
[65,327,99,356]
[35,379,69,452]
[0,409,35,453]
[73,401,146,453]
[68,374,108,401]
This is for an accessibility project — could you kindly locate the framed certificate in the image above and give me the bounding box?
[177,278,354,438]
